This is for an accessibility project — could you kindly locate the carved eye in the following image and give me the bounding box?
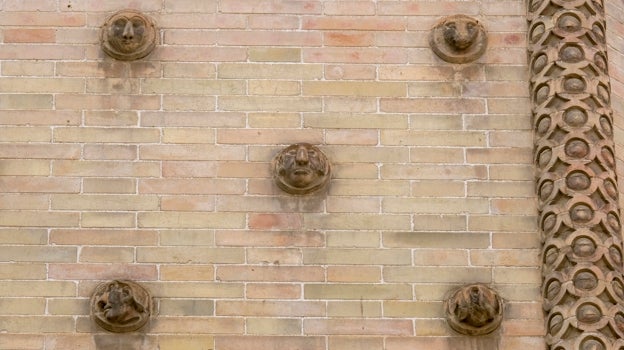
[467,22,475,31]
[131,18,146,35]
[286,149,298,156]
[307,150,317,157]
[445,22,456,30]
[112,19,126,35]
[97,300,107,310]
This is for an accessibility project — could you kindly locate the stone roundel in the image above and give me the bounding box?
[429,15,487,64]
[444,284,503,336]
[272,143,331,195]
[101,9,157,61]
[90,280,152,333]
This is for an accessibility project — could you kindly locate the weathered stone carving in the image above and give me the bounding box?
[272,143,331,195]
[528,0,624,348]
[445,284,503,336]
[101,9,157,61]
[429,14,487,64]
[91,280,152,333]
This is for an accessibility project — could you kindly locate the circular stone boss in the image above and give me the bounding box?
[429,14,488,64]
[90,280,152,333]
[272,143,331,195]
[101,9,157,61]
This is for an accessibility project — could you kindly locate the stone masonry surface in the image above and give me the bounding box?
[0,0,621,349]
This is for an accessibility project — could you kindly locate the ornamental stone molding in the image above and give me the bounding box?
[272,143,331,195]
[445,284,503,336]
[90,280,152,333]
[100,9,157,61]
[429,14,487,64]
[527,0,624,348]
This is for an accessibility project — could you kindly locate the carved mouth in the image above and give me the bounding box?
[293,168,311,176]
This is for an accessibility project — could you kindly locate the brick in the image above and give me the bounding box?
[81,212,136,228]
[304,284,412,300]
[0,334,44,349]
[140,145,246,161]
[144,282,244,299]
[164,0,217,13]
[324,65,376,80]
[0,229,47,245]
[85,78,139,94]
[327,266,381,282]
[382,198,489,214]
[381,164,487,180]
[383,232,490,249]
[382,130,486,147]
[217,300,324,317]
[303,81,406,97]
[381,98,486,114]
[0,263,46,279]
[83,178,136,194]
[0,316,74,333]
[141,112,245,127]
[150,317,244,334]
[326,231,380,248]
[0,211,79,228]
[384,267,492,283]
[137,247,245,263]
[79,246,134,263]
[163,63,216,78]
[159,299,215,316]
[48,263,157,280]
[217,31,321,46]
[470,249,541,267]
[246,284,301,299]
[58,127,160,144]
[51,194,158,211]
[47,299,88,316]
[215,336,325,350]
[328,336,384,350]
[143,79,245,95]
[158,335,215,350]
[386,337,499,350]
[326,196,380,213]
[0,13,85,26]
[0,176,79,193]
[162,195,216,211]
[84,111,139,126]
[160,265,215,281]
[303,248,411,265]
[0,282,75,297]
[247,318,301,335]
[0,127,50,142]
[249,80,301,96]
[139,179,245,194]
[248,48,301,62]
[53,160,160,177]
[55,94,160,111]
[50,229,158,246]
[469,215,538,232]
[327,301,381,317]
[303,214,411,231]
[160,230,215,246]
[384,301,442,318]
[0,94,53,109]
[217,266,324,282]
[217,129,323,144]
[304,48,407,64]
[215,230,324,247]
[0,194,47,210]
[247,248,302,264]
[1,61,55,76]
[304,113,408,129]
[220,1,321,14]
[217,63,323,80]
[304,319,413,335]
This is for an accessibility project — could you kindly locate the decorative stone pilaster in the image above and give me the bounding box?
[527,0,624,348]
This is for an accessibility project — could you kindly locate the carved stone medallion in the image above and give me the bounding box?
[91,280,152,333]
[445,284,503,336]
[272,143,331,195]
[429,15,487,64]
[101,9,157,61]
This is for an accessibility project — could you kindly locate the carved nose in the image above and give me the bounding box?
[295,147,309,164]
[122,21,134,40]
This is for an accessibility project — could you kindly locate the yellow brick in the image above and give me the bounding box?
[54,127,160,143]
[0,194,49,210]
[160,265,215,281]
[247,318,301,335]
[0,263,46,279]
[304,284,412,300]
[137,247,245,263]
[163,128,216,143]
[159,299,215,316]
[218,96,322,112]
[79,246,134,263]
[53,160,160,177]
[384,301,442,318]
[81,212,136,228]
[304,113,408,129]
[249,80,301,95]
[327,301,381,317]
[248,48,301,62]
[218,63,322,79]
[143,79,245,94]
[47,298,89,315]
[138,212,246,229]
[0,211,79,228]
[83,178,136,194]
[0,126,50,142]
[150,317,244,334]
[0,94,53,109]
[0,299,45,315]
[86,78,139,94]
[0,282,75,297]
[158,335,215,350]
[0,229,47,244]
[248,113,302,128]
[303,81,406,97]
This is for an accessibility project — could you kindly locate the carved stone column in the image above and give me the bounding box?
[527,0,624,348]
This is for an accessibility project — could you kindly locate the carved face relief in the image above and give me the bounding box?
[91,280,151,333]
[272,143,331,195]
[101,9,156,61]
[445,284,503,335]
[430,15,487,64]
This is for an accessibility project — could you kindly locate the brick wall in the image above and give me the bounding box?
[0,0,597,348]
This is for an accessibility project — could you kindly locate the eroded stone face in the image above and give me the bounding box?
[429,15,487,64]
[101,9,156,61]
[272,143,331,195]
[91,280,151,333]
[445,284,503,335]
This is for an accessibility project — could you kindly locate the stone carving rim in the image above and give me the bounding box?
[429,14,488,64]
[90,280,152,333]
[100,8,157,61]
[444,284,503,336]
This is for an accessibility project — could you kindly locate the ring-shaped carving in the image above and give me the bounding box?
[429,15,487,64]
[90,280,152,333]
[573,332,610,350]
[570,297,610,330]
[444,284,503,335]
[543,272,568,311]
[272,143,331,195]
[101,9,157,61]
[568,265,606,297]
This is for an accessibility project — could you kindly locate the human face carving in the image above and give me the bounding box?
[91,280,151,332]
[101,10,156,61]
[429,15,487,64]
[272,143,331,195]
